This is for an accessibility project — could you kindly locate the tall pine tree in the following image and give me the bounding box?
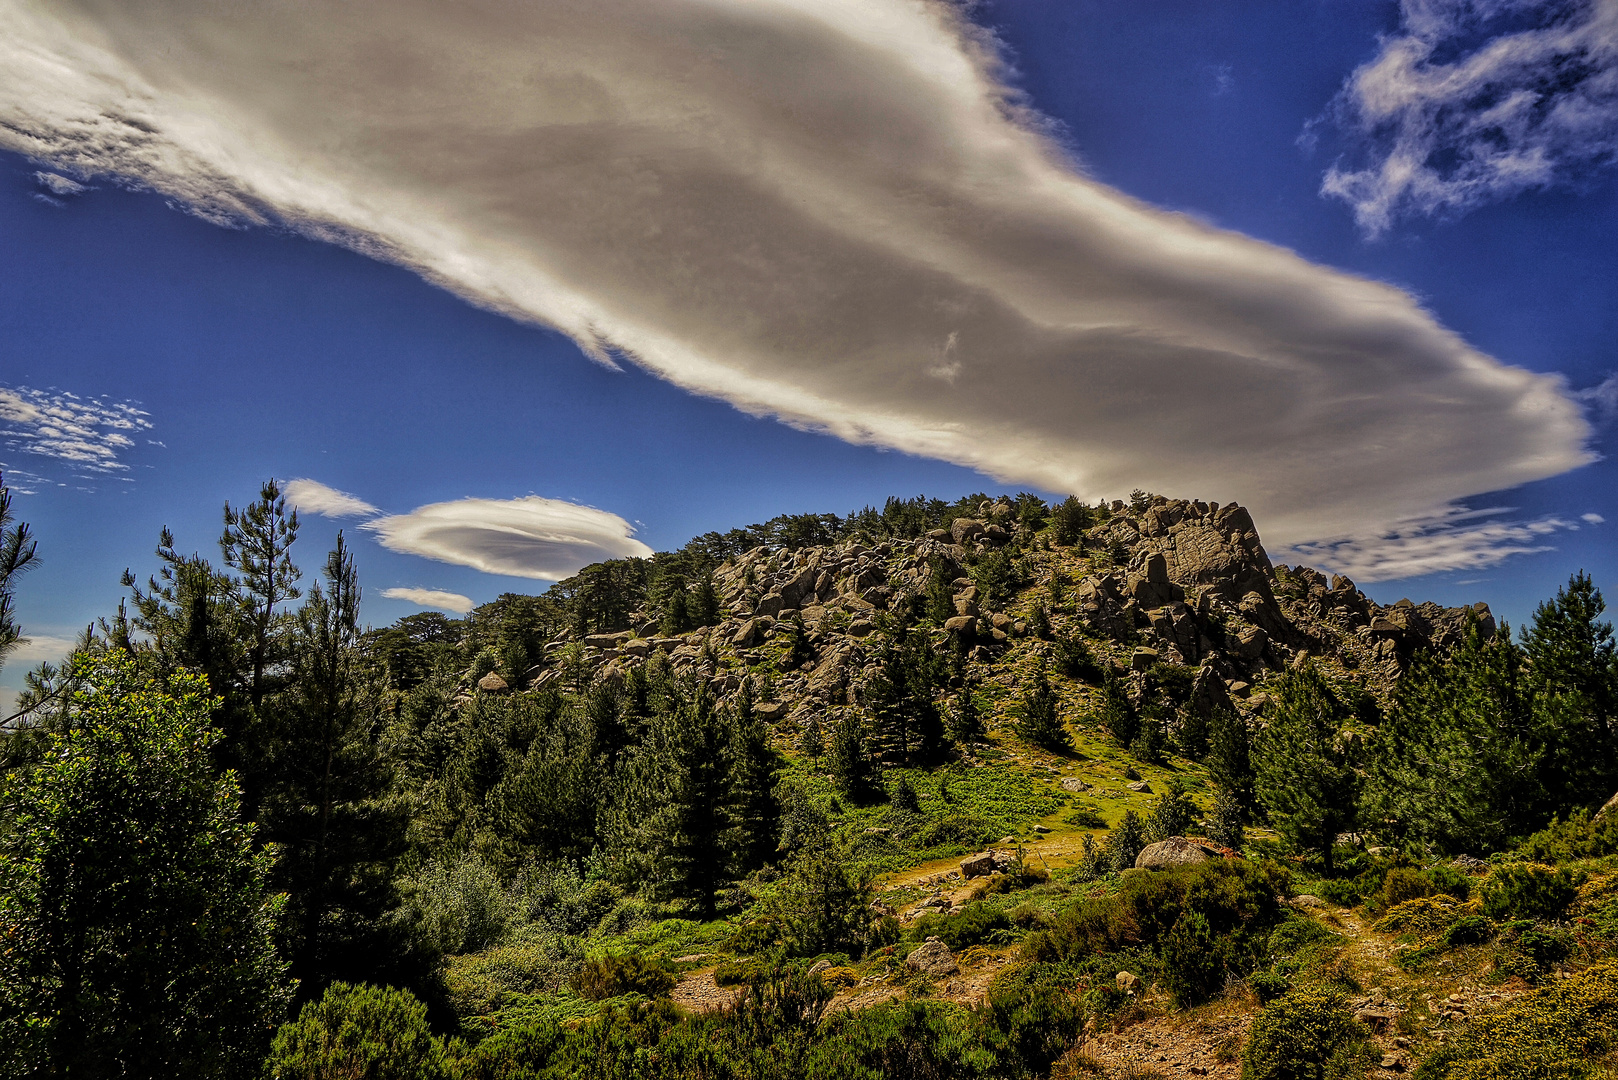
[1253,664,1359,873]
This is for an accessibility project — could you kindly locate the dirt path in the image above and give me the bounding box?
[669,967,741,1014]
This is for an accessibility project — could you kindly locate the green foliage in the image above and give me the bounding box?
[1036,860,1289,1008]
[569,953,677,1001]
[1240,986,1369,1080]
[265,982,449,1080]
[1109,809,1148,872]
[0,471,38,675]
[1130,716,1166,764]
[1098,670,1139,747]
[1207,708,1256,818]
[1050,496,1091,546]
[909,903,1015,951]
[946,683,988,747]
[1208,786,1247,850]
[1518,808,1618,863]
[762,841,879,958]
[1015,660,1069,751]
[829,713,880,803]
[1254,665,1359,873]
[1145,776,1198,843]
[1054,632,1102,682]
[0,654,290,1079]
[1481,863,1584,921]
[1411,963,1618,1080]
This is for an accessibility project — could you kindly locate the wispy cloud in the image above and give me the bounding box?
[364,495,652,581]
[0,1,1593,546]
[1581,373,1618,425]
[285,477,379,518]
[1319,0,1618,236]
[0,385,153,473]
[1280,505,1587,582]
[379,586,475,615]
[4,633,79,665]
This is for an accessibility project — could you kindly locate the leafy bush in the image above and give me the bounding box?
[1516,808,1618,863]
[914,813,996,850]
[266,982,450,1080]
[1374,895,1482,940]
[1481,864,1584,921]
[1441,915,1494,947]
[909,902,1015,951]
[568,953,676,1002]
[1240,986,1368,1080]
[1268,917,1338,958]
[1247,969,1291,1003]
[1037,859,1289,1008]
[1412,963,1618,1079]
[1063,804,1107,830]
[443,934,579,1017]
[1367,867,1435,916]
[1428,864,1474,901]
[397,851,513,959]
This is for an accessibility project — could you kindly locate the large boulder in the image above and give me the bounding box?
[959,851,996,878]
[906,937,959,977]
[950,518,986,545]
[477,671,509,693]
[1134,836,1220,871]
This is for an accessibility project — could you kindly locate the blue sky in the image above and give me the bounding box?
[2,0,1615,706]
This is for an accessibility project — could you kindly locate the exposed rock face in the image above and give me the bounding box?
[477,672,509,692]
[1135,836,1220,870]
[1115,971,1141,994]
[959,852,996,879]
[906,937,959,976]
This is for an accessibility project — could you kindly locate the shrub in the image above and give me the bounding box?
[1517,808,1618,863]
[1427,864,1473,901]
[909,902,1015,951]
[1240,986,1368,1080]
[443,935,578,1017]
[1247,969,1291,1003]
[1063,804,1107,830]
[1374,895,1482,940]
[1481,864,1584,922]
[1367,867,1435,916]
[568,953,676,1002]
[914,813,996,850]
[1441,915,1494,947]
[265,982,450,1080]
[1412,963,1618,1079]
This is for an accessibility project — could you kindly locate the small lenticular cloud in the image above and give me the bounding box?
[379,586,474,615]
[364,495,653,581]
[284,478,379,519]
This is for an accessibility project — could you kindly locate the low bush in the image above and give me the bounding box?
[913,814,997,850]
[1246,969,1290,1003]
[1480,863,1584,922]
[568,953,676,1002]
[1412,962,1618,1079]
[1063,804,1108,830]
[1036,859,1289,1008]
[1240,986,1369,1080]
[1516,808,1618,864]
[266,982,450,1080]
[910,902,1016,951]
[1367,867,1435,916]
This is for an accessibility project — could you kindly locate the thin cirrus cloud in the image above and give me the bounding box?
[1319,0,1618,237]
[1285,505,1603,583]
[363,496,654,582]
[378,587,475,615]
[0,0,1596,569]
[0,384,153,474]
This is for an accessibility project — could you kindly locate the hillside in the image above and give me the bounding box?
[5,482,1617,1080]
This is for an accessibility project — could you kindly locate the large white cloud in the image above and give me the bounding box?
[364,496,653,581]
[1320,0,1618,236]
[0,0,1595,551]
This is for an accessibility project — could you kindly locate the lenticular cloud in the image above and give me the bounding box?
[0,0,1593,547]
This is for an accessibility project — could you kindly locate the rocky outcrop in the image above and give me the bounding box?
[906,937,959,977]
[1135,836,1220,870]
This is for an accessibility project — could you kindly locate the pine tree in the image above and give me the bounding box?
[643,684,737,915]
[1145,776,1196,842]
[1524,572,1618,811]
[1362,619,1538,854]
[693,574,721,628]
[1206,707,1256,817]
[262,534,407,992]
[1099,670,1139,746]
[1253,664,1359,873]
[1051,496,1090,547]
[1208,787,1246,851]
[1131,716,1167,764]
[220,480,301,712]
[862,628,944,765]
[729,689,782,872]
[828,713,879,803]
[945,683,987,748]
[0,472,38,678]
[1016,660,1069,751]
[1108,809,1147,872]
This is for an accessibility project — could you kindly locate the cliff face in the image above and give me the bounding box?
[523,494,1490,728]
